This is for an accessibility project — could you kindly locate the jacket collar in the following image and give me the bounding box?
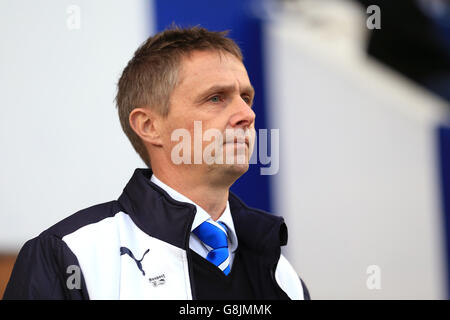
[229,192,288,254]
[117,168,288,253]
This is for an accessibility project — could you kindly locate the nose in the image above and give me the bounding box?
[229,97,256,129]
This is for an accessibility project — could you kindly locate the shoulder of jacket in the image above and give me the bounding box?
[40,200,121,240]
[228,191,285,227]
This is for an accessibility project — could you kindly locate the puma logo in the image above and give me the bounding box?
[120,247,150,276]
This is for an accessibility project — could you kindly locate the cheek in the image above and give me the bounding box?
[248,128,256,154]
[162,116,190,149]
[249,127,256,143]
[166,118,202,154]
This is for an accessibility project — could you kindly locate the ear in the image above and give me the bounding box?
[129,107,163,147]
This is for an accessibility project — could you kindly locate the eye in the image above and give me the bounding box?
[209,95,222,103]
[241,95,252,105]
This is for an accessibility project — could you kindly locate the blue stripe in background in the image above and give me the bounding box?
[154,0,273,213]
[438,125,450,299]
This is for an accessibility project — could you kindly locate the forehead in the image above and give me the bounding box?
[176,50,250,92]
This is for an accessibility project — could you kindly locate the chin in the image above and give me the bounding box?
[228,162,249,173]
[206,162,249,182]
[221,162,250,180]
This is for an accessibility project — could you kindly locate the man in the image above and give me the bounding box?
[4,26,309,300]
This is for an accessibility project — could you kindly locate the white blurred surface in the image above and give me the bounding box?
[0,0,152,250]
[265,1,449,299]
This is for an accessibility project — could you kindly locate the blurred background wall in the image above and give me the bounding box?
[266,1,450,299]
[0,0,151,295]
[1,0,449,299]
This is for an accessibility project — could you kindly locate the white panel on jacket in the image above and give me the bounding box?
[63,211,193,300]
[275,254,305,300]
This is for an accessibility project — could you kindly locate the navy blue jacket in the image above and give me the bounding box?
[4,168,309,300]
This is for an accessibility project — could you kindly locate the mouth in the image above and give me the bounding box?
[224,136,249,147]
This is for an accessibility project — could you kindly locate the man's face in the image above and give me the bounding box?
[160,49,256,183]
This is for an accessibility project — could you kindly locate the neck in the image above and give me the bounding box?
[153,169,230,221]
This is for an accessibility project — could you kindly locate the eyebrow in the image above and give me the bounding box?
[195,83,255,102]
